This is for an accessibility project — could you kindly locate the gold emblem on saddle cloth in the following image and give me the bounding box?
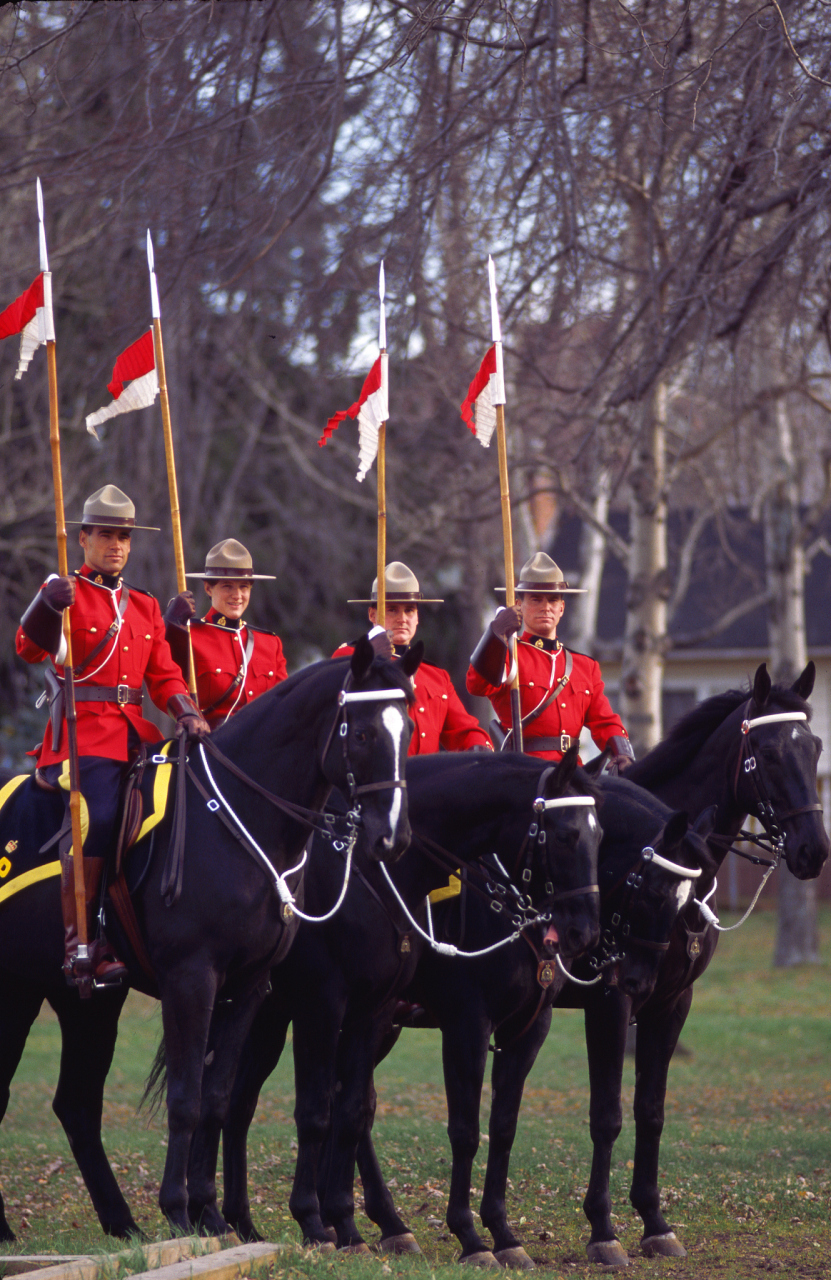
[5,840,18,855]
[537,959,555,988]
[0,857,11,877]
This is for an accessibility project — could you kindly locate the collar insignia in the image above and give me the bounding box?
[217,615,227,626]
[95,574,103,585]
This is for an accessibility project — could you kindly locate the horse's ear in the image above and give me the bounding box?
[546,741,580,796]
[692,804,717,840]
[398,639,424,678]
[350,634,375,683]
[583,747,610,779]
[792,660,815,701]
[752,663,771,709]
[659,810,689,855]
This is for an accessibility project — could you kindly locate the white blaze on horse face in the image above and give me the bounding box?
[381,704,406,836]
[588,811,597,832]
[674,880,693,912]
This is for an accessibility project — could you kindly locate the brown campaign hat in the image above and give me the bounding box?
[348,561,443,604]
[67,484,160,531]
[496,551,586,595]
[186,538,275,581]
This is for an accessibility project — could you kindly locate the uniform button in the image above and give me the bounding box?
[90,627,98,633]
[441,693,447,700]
[421,732,426,738]
[419,706,425,713]
[145,634,151,640]
[529,681,535,687]
[216,668,222,673]
[268,671,273,676]
[561,702,566,708]
[123,645,129,651]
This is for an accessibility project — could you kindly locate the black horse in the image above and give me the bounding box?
[351,776,716,1266]
[573,662,829,1266]
[0,640,418,1241]
[209,748,603,1248]
[355,664,828,1268]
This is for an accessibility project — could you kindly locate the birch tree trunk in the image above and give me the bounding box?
[766,399,820,966]
[570,468,610,655]
[619,385,668,756]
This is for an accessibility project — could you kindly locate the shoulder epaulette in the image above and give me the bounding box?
[246,623,280,638]
[122,580,155,598]
[561,644,591,661]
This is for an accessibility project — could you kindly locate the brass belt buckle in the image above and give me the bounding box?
[560,732,571,752]
[116,684,130,706]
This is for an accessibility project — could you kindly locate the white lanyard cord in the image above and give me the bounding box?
[379,863,522,959]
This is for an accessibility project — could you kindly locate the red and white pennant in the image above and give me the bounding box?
[317,353,388,481]
[0,274,49,379]
[85,330,159,438]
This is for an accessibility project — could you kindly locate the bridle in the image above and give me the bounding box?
[561,842,703,988]
[725,704,823,865]
[319,672,411,806]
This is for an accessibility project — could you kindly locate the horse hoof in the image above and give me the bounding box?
[305,1239,336,1253]
[641,1232,686,1258]
[380,1232,422,1255]
[321,1226,338,1244]
[338,1242,372,1255]
[586,1239,629,1267]
[460,1251,501,1268]
[494,1246,535,1269]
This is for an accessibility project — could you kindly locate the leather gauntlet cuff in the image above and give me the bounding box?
[21,590,63,655]
[608,734,635,761]
[164,621,191,673]
[470,624,508,687]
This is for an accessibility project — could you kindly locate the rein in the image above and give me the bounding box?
[380,770,600,961]
[160,669,410,916]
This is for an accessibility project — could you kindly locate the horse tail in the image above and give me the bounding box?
[140,1037,167,1119]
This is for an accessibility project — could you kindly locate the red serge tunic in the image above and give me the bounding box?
[332,643,492,755]
[15,566,189,766]
[182,609,288,728]
[466,632,628,762]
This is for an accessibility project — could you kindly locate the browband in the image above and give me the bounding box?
[533,796,596,811]
[741,712,807,733]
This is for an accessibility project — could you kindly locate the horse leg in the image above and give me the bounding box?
[0,981,44,1241]
[315,1016,385,1252]
[629,989,693,1259]
[354,1067,421,1253]
[157,966,219,1233]
[221,991,291,1241]
[288,996,346,1247]
[441,1007,497,1263]
[480,1008,552,1269]
[582,988,632,1267]
[49,985,139,1238]
[186,977,272,1235]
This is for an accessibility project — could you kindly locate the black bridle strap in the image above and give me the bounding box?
[200,737,348,835]
[352,779,407,796]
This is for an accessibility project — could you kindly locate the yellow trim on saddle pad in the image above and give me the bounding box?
[0,859,61,906]
[136,740,175,843]
[428,873,461,905]
[0,772,62,904]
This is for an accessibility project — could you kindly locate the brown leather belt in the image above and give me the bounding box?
[73,684,143,707]
[523,733,573,753]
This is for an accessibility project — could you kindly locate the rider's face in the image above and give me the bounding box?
[518,592,565,639]
[205,580,252,620]
[368,602,419,647]
[79,527,132,576]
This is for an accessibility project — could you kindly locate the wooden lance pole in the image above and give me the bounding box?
[488,256,523,751]
[146,231,197,698]
[376,263,389,625]
[38,180,93,996]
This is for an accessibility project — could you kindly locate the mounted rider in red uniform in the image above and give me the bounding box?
[332,562,492,755]
[163,539,287,729]
[16,485,209,986]
[467,552,634,769]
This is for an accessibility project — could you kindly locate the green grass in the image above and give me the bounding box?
[0,906,828,1278]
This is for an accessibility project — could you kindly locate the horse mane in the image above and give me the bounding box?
[407,751,603,803]
[626,679,812,791]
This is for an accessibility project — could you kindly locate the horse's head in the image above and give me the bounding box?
[321,636,421,864]
[600,806,717,1009]
[527,744,602,961]
[739,662,829,880]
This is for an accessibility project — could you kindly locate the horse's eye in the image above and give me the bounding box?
[354,729,368,745]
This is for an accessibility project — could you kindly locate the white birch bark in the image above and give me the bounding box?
[619,384,668,756]
[570,468,610,654]
[766,399,819,966]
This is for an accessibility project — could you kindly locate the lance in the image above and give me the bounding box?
[376,262,388,625]
[38,180,93,996]
[146,231,197,698]
[488,256,523,751]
